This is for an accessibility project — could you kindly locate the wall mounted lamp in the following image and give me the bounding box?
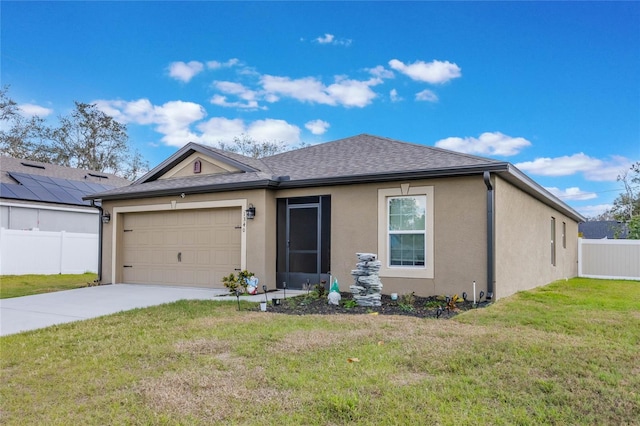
[245,204,256,219]
[101,212,111,223]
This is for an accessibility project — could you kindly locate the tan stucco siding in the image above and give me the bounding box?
[275,176,487,298]
[100,189,270,286]
[494,176,579,299]
[99,174,579,299]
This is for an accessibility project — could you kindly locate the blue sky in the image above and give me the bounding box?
[2,1,639,218]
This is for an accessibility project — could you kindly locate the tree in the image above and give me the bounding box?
[217,134,289,158]
[49,102,147,180]
[595,162,640,239]
[610,162,640,222]
[0,87,147,180]
[218,134,310,159]
[0,86,51,162]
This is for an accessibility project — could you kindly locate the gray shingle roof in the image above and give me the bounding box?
[1,156,131,206]
[0,156,131,186]
[82,133,585,223]
[90,134,504,199]
[262,134,501,180]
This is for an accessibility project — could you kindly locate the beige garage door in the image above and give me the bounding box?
[122,208,242,287]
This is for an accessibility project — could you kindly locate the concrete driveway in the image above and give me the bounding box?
[0,284,301,336]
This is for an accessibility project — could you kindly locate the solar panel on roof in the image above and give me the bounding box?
[0,183,19,199]
[1,172,117,206]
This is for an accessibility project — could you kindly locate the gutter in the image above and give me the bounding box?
[90,200,103,284]
[85,163,511,202]
[483,171,495,300]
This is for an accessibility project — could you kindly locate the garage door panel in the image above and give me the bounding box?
[122,207,241,287]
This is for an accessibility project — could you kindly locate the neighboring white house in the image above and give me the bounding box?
[0,156,130,275]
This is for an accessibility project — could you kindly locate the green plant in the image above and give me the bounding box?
[342,299,358,309]
[221,270,255,293]
[314,282,327,298]
[424,300,441,309]
[397,292,416,312]
[221,273,239,292]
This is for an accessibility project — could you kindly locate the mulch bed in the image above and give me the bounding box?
[255,292,483,319]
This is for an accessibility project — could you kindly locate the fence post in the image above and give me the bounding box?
[577,238,583,277]
[59,230,66,274]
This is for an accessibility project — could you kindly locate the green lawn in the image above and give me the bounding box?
[1,278,638,425]
[0,273,97,299]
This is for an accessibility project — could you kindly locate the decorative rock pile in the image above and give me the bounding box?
[350,253,383,306]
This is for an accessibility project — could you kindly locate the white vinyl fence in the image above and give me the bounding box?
[578,238,640,280]
[0,228,98,275]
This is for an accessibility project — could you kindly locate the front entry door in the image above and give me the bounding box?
[277,196,330,290]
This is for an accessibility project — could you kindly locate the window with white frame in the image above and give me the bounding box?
[378,186,434,279]
[388,196,426,267]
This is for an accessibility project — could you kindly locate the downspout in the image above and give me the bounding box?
[90,200,103,284]
[483,172,495,301]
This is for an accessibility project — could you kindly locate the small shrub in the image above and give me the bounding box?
[398,292,416,312]
[221,270,255,293]
[342,299,358,309]
[314,283,327,298]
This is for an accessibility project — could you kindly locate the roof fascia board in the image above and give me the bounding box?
[277,163,511,188]
[133,143,259,185]
[499,165,586,223]
[85,179,279,201]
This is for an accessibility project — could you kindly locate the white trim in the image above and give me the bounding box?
[111,199,248,284]
[378,185,434,279]
[0,201,98,214]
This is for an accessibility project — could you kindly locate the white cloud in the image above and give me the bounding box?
[168,61,204,83]
[516,154,632,181]
[305,119,330,135]
[315,33,352,46]
[389,59,461,84]
[435,132,531,157]
[260,74,380,108]
[545,186,597,201]
[415,89,438,102]
[197,117,300,145]
[94,98,206,147]
[316,33,334,44]
[206,58,240,69]
[368,65,394,79]
[18,103,53,117]
[247,119,301,144]
[195,117,246,145]
[211,81,262,109]
[389,89,402,103]
[576,204,613,218]
[94,98,301,148]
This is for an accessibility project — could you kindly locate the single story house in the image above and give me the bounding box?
[86,134,585,300]
[0,155,130,275]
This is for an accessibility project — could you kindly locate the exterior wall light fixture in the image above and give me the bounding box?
[101,212,111,223]
[246,204,256,219]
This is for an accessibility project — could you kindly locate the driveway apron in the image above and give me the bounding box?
[0,284,300,336]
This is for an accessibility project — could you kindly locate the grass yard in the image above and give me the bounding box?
[0,273,97,299]
[1,278,638,425]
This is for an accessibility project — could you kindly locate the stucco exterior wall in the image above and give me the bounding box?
[99,173,579,299]
[100,189,270,285]
[275,176,488,298]
[494,176,579,298]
